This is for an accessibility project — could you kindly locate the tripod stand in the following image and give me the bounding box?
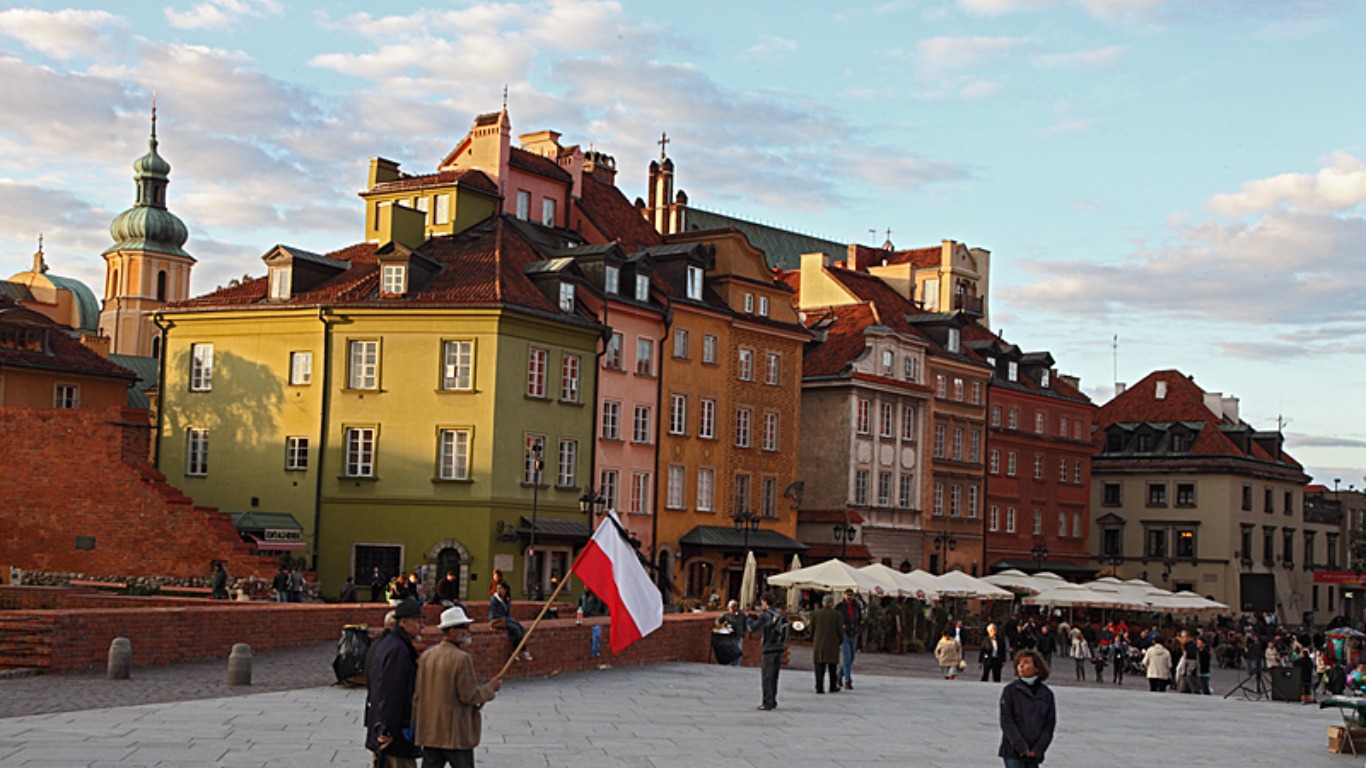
[1224,666,1270,700]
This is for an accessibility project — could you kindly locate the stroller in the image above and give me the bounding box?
[1125,646,1146,677]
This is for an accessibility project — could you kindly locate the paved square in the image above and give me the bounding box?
[0,660,1355,766]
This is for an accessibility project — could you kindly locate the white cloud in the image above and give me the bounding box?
[959,80,1004,98]
[1005,155,1366,332]
[914,35,1027,75]
[957,0,1053,14]
[165,0,281,31]
[0,8,125,62]
[1038,117,1096,136]
[1208,151,1366,216]
[1032,44,1127,70]
[738,35,798,62]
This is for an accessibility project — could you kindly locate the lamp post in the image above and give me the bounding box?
[1030,542,1050,573]
[579,489,606,527]
[833,521,857,560]
[527,442,544,600]
[932,531,956,575]
[1106,555,1123,578]
[734,508,761,559]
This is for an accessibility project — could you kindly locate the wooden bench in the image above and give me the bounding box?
[159,586,213,598]
[67,580,128,591]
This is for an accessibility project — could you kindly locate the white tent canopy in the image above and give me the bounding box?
[859,563,940,601]
[932,569,1014,600]
[1023,583,1147,610]
[766,559,894,598]
[984,570,1049,595]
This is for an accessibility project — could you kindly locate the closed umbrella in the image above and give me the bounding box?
[786,554,803,612]
[739,551,758,610]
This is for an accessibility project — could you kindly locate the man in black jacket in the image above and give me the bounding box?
[366,600,424,766]
[980,622,1009,682]
[748,592,788,710]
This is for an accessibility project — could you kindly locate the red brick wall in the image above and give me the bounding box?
[0,407,278,580]
[0,588,766,674]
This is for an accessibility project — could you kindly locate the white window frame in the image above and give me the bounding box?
[186,428,209,476]
[290,351,313,386]
[950,484,962,517]
[605,264,620,295]
[560,353,581,402]
[381,264,406,295]
[516,190,531,220]
[735,407,752,448]
[763,411,779,451]
[344,426,375,478]
[877,472,892,507]
[880,402,894,438]
[600,469,619,513]
[968,485,979,518]
[761,476,777,517]
[601,400,621,440]
[901,405,916,440]
[268,267,291,300]
[441,341,473,391]
[702,334,719,365]
[605,332,623,369]
[933,482,944,516]
[53,383,79,408]
[744,293,754,313]
[1033,509,1043,535]
[348,340,378,391]
[541,197,557,227]
[632,404,652,444]
[1006,506,1017,533]
[857,399,871,435]
[434,194,450,225]
[673,328,690,359]
[635,337,654,376]
[190,343,214,392]
[635,274,650,302]
[899,474,914,509]
[630,471,651,514]
[1007,452,1017,477]
[527,347,548,397]
[686,265,703,300]
[669,393,687,435]
[557,438,577,487]
[667,465,686,510]
[758,296,769,317]
[697,467,715,512]
[558,282,576,312]
[286,435,309,471]
[989,505,1000,532]
[738,347,754,381]
[438,429,469,480]
[765,352,780,385]
[855,470,870,506]
[699,398,716,439]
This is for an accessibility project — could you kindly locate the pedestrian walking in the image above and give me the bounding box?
[809,594,842,693]
[366,600,424,767]
[1111,635,1128,685]
[998,650,1056,768]
[836,589,862,690]
[288,566,304,603]
[1175,629,1201,694]
[1070,632,1090,682]
[274,566,291,603]
[413,606,501,768]
[935,629,964,680]
[981,623,1009,682]
[748,592,788,710]
[370,567,386,603]
[1143,638,1172,692]
[1036,624,1056,669]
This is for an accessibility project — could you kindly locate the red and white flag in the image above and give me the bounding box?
[572,512,663,653]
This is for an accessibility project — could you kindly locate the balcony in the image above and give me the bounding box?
[952,293,984,317]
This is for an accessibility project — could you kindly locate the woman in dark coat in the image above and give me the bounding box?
[809,594,843,693]
[999,649,1057,767]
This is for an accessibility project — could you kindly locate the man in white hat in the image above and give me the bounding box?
[412,606,501,768]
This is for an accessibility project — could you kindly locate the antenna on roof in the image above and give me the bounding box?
[1112,334,1118,394]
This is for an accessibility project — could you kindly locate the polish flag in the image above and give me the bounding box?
[572,512,663,653]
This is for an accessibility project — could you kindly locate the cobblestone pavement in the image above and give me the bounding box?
[0,640,1268,719]
[0,641,340,718]
[0,658,1350,767]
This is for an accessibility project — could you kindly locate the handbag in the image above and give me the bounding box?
[958,660,967,670]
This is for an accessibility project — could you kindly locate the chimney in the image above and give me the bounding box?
[1203,391,1222,417]
[1114,382,1126,395]
[368,157,401,188]
[1221,396,1240,423]
[378,204,426,250]
[584,150,617,186]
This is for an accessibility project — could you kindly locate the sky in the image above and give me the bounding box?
[0,0,1363,489]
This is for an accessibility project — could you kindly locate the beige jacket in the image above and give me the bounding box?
[412,639,498,750]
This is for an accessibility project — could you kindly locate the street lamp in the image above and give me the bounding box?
[734,508,761,559]
[527,442,544,600]
[579,489,606,525]
[1106,554,1124,578]
[833,522,857,559]
[1030,542,1050,573]
[932,531,956,575]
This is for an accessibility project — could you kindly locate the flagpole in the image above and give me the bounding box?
[495,571,576,680]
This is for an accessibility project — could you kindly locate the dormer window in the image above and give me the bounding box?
[516,190,531,220]
[744,293,754,313]
[947,327,960,353]
[1007,361,1019,382]
[635,274,649,302]
[759,296,769,316]
[985,356,996,368]
[559,282,576,312]
[381,264,407,296]
[686,266,703,300]
[1040,370,1050,388]
[605,265,620,295]
[268,266,291,300]
[541,198,556,227]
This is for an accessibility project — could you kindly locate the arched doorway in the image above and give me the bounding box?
[425,538,471,601]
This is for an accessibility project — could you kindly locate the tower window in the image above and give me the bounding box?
[156,270,167,302]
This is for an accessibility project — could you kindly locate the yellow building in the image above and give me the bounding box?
[158,213,602,600]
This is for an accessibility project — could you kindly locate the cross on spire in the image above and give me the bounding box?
[658,131,669,159]
[502,85,508,111]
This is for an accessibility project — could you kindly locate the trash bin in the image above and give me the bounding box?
[1271,666,1300,702]
[711,630,742,665]
[333,624,369,686]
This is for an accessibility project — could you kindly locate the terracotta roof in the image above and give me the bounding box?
[0,299,137,382]
[850,243,942,271]
[577,173,664,252]
[166,218,574,318]
[959,322,1090,404]
[363,168,498,196]
[1096,370,1303,469]
[800,304,878,377]
[509,147,572,183]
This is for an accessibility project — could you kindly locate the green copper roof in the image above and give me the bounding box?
[684,208,846,270]
[105,112,192,260]
[47,275,100,332]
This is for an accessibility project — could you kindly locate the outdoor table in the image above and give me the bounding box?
[1319,695,1366,755]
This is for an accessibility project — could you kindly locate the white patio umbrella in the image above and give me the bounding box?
[1172,590,1229,613]
[739,551,758,610]
[984,570,1047,595]
[858,563,940,601]
[766,559,891,598]
[785,554,803,612]
[857,563,907,597]
[1024,584,1147,610]
[932,569,1014,600]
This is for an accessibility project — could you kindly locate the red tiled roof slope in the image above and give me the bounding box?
[509,147,572,183]
[365,168,498,196]
[0,300,137,381]
[578,173,664,252]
